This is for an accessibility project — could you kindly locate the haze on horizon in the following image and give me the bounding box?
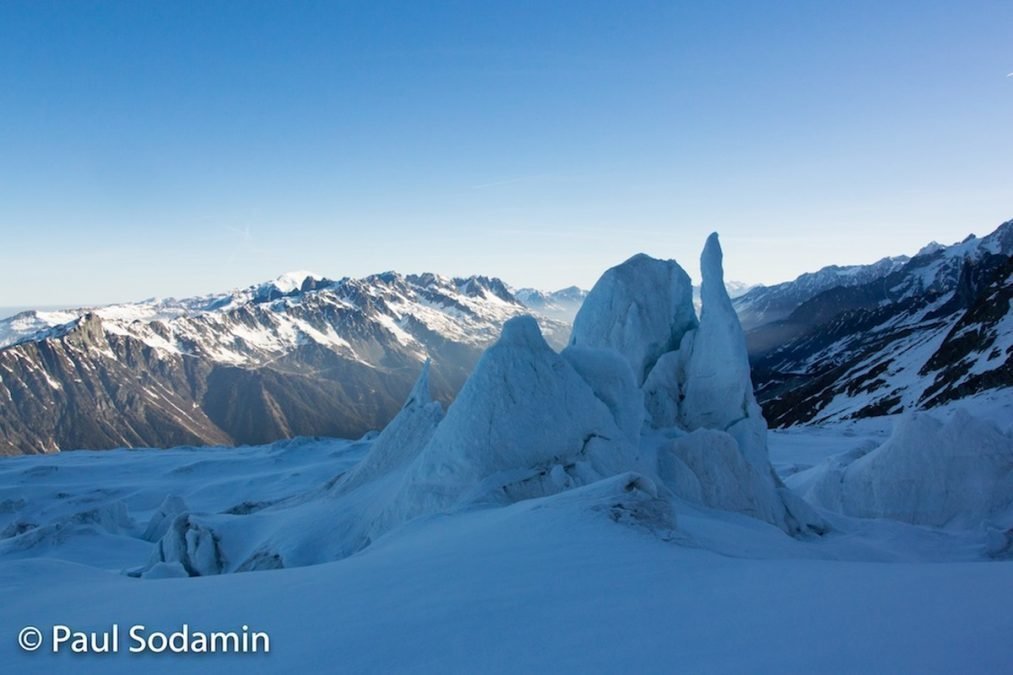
[1,1,1011,308]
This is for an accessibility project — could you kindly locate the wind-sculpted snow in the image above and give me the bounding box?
[4,412,1013,675]
[658,429,782,525]
[126,323,645,575]
[1,342,1012,675]
[0,499,135,560]
[569,253,697,385]
[147,513,227,577]
[791,409,1013,527]
[1,229,1011,672]
[0,235,838,587]
[641,350,686,428]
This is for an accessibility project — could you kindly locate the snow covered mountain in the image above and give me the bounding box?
[733,257,910,331]
[748,219,1013,426]
[512,286,588,323]
[0,272,569,455]
[514,280,756,321]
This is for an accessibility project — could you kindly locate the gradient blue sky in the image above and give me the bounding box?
[1,1,1011,306]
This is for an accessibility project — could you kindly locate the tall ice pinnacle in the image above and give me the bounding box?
[680,232,769,472]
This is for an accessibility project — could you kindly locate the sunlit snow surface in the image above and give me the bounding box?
[0,395,1011,674]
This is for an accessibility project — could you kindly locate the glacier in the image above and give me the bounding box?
[0,233,1011,674]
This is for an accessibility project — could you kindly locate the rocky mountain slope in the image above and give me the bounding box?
[748,219,1013,426]
[0,272,568,455]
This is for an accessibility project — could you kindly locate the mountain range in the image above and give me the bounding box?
[0,273,569,454]
[1,218,1010,454]
[740,219,1012,426]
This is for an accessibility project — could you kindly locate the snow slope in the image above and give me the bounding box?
[1,430,1011,674]
[733,256,910,330]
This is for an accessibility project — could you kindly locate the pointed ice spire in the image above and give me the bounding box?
[699,232,737,320]
[680,233,769,472]
[332,359,444,496]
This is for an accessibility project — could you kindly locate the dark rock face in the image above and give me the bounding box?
[746,221,1012,427]
[0,313,221,453]
[0,273,567,455]
[918,255,1013,407]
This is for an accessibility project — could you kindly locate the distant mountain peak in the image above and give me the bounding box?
[512,286,589,323]
[916,241,945,257]
[273,270,323,291]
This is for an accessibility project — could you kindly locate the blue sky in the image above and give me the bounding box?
[1,1,1011,306]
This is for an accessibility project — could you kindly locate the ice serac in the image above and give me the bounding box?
[641,348,686,429]
[561,346,643,443]
[379,316,638,530]
[795,409,1013,527]
[681,233,769,474]
[658,429,785,524]
[569,254,697,385]
[147,513,226,577]
[332,360,444,496]
[142,494,189,542]
[567,233,823,536]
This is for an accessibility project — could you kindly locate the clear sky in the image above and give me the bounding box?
[1,1,1011,306]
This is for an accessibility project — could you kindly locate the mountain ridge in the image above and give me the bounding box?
[0,271,569,454]
[748,219,1012,426]
[2,219,1010,453]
